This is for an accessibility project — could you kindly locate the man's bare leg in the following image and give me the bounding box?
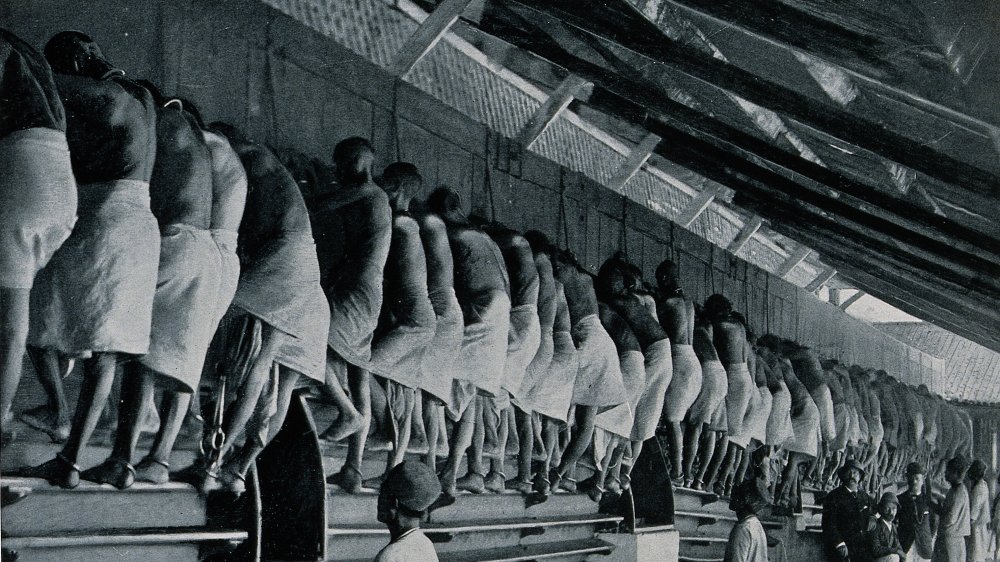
[775,451,810,513]
[17,353,119,488]
[702,434,729,493]
[422,393,441,468]
[692,426,719,491]
[440,401,476,498]
[719,444,745,496]
[604,439,628,494]
[485,403,511,493]
[507,406,534,494]
[318,352,364,443]
[579,433,619,503]
[538,417,560,495]
[327,364,372,493]
[136,390,192,483]
[665,421,684,482]
[551,405,596,493]
[19,346,74,444]
[0,289,29,447]
[682,421,703,486]
[365,383,416,488]
[410,392,428,453]
[457,396,488,493]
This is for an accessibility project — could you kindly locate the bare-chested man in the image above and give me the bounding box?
[686,306,728,491]
[311,137,392,493]
[483,225,540,494]
[699,295,752,495]
[771,339,821,513]
[549,250,627,494]
[360,163,437,488]
[17,32,160,488]
[512,231,578,499]
[722,316,772,497]
[0,29,77,448]
[134,109,248,484]
[595,255,671,490]
[175,123,329,494]
[787,343,835,489]
[654,260,702,484]
[425,187,510,501]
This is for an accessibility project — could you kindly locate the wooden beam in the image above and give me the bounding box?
[775,246,811,278]
[727,216,763,254]
[515,73,591,150]
[838,290,866,311]
[511,0,1000,197]
[805,266,837,293]
[676,185,720,228]
[389,0,475,77]
[607,133,661,191]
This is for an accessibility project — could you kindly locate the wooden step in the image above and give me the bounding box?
[2,526,247,562]
[326,513,622,558]
[1,477,205,535]
[437,537,614,562]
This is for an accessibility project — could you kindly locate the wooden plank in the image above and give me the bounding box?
[775,246,811,278]
[506,0,1000,198]
[389,0,476,77]
[607,133,661,191]
[838,290,866,311]
[515,74,591,150]
[727,216,763,254]
[805,266,837,293]
[676,185,720,228]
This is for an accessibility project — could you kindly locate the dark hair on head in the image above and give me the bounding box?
[380,162,421,187]
[44,30,94,73]
[396,503,427,519]
[756,334,782,352]
[656,259,677,282]
[176,97,205,129]
[946,455,968,477]
[133,79,166,106]
[523,230,552,255]
[968,459,987,482]
[703,294,733,318]
[207,121,247,144]
[332,136,373,164]
[426,186,469,226]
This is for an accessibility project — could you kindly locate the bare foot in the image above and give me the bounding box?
[19,406,70,444]
[13,454,80,489]
[138,403,160,435]
[327,464,363,493]
[484,471,505,493]
[135,457,170,485]
[318,410,364,444]
[505,477,533,495]
[365,435,394,453]
[219,467,247,496]
[81,458,135,490]
[407,438,429,455]
[578,474,604,503]
[362,472,387,490]
[559,476,578,493]
[456,472,486,494]
[428,491,456,512]
[605,475,622,495]
[172,461,221,495]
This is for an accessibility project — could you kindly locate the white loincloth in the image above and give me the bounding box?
[211,229,241,325]
[810,384,836,444]
[29,179,159,356]
[419,287,464,411]
[501,303,542,403]
[363,281,437,389]
[453,289,510,398]
[326,275,382,367]
[511,327,554,414]
[831,402,851,451]
[520,329,577,423]
[765,381,793,447]
[141,224,224,393]
[232,232,329,382]
[786,394,820,458]
[664,344,703,423]
[570,314,627,409]
[868,412,884,447]
[724,362,755,436]
[688,359,728,426]
[729,385,771,449]
[0,128,77,289]
[595,350,646,438]
[630,338,673,441]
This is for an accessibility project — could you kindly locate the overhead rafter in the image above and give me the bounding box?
[727,216,763,254]
[501,0,1000,198]
[775,246,811,278]
[676,185,720,228]
[805,266,838,293]
[607,132,660,191]
[515,73,591,150]
[389,0,476,77]
[838,290,866,311]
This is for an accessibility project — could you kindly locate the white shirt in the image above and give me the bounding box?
[724,514,769,562]
[374,528,439,562]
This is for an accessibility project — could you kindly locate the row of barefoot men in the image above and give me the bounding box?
[0,30,970,509]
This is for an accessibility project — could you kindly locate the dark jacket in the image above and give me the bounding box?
[864,516,904,561]
[822,485,874,559]
[896,490,936,558]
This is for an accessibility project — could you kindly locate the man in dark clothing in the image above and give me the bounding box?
[864,492,906,562]
[896,462,935,562]
[822,459,875,561]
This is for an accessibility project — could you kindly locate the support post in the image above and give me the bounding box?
[805,266,837,293]
[775,246,811,278]
[389,0,475,77]
[838,290,866,311]
[607,133,661,191]
[727,216,763,253]
[675,185,720,228]
[515,74,591,150]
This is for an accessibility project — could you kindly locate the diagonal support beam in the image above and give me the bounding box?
[775,246,811,278]
[607,133,661,191]
[727,216,763,254]
[805,266,838,293]
[515,74,591,150]
[390,0,475,77]
[676,185,721,228]
[838,290,866,311]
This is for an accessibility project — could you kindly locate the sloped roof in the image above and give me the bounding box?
[881,322,1000,404]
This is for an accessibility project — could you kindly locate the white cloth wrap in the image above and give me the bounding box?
[570,313,627,409]
[419,287,464,410]
[663,343,703,422]
[724,362,755,436]
[29,179,159,356]
[729,385,771,449]
[595,350,646,438]
[630,338,673,441]
[501,303,542,402]
[688,359,728,427]
[810,384,836,443]
[765,381,794,447]
[529,330,577,422]
[454,289,511,397]
[786,393,821,457]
